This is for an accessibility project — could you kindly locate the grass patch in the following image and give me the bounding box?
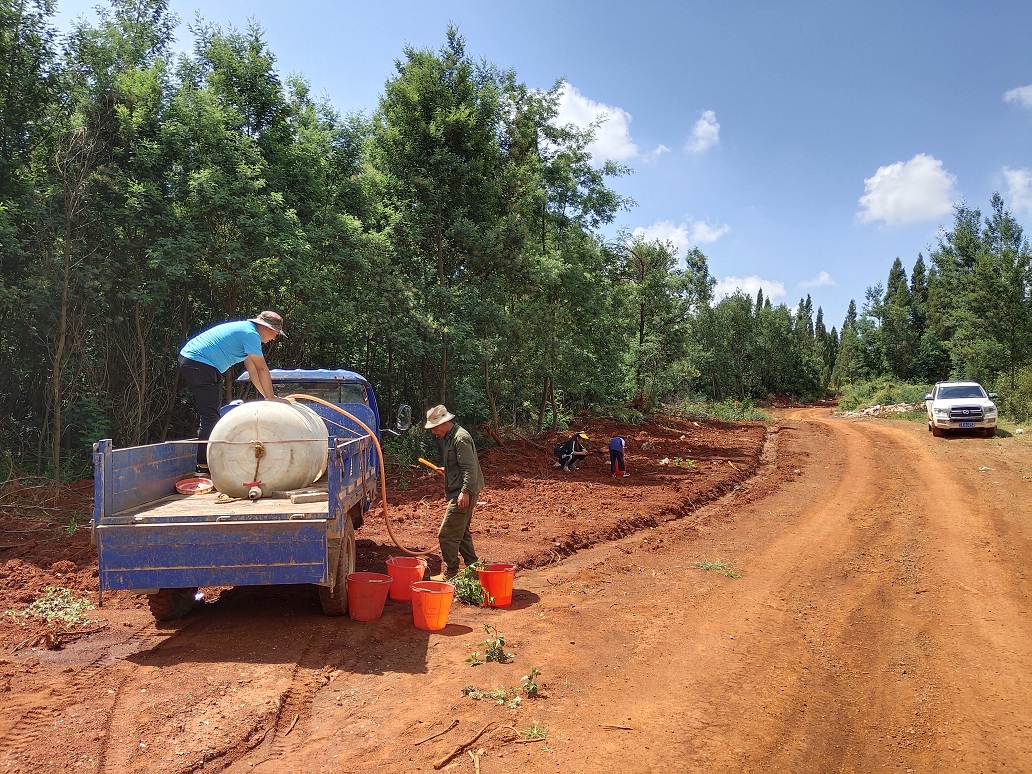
[693,560,741,578]
[522,719,548,740]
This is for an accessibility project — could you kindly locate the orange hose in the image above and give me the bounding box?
[286,394,430,557]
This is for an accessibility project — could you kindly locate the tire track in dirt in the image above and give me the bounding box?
[88,595,351,773]
[95,612,263,773]
[0,622,175,771]
[220,615,348,771]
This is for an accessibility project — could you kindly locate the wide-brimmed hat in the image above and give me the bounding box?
[577,431,589,440]
[424,404,455,429]
[250,310,286,337]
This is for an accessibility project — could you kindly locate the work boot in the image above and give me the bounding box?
[195,465,211,479]
[431,568,458,582]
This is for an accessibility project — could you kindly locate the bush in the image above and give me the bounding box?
[990,368,1032,424]
[680,395,771,422]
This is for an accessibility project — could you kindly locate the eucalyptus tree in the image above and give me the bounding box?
[755,300,821,398]
[0,0,62,466]
[499,79,632,427]
[368,27,514,409]
[32,0,182,475]
[617,236,713,409]
[0,0,60,198]
[267,78,382,381]
[693,291,757,400]
[54,0,186,453]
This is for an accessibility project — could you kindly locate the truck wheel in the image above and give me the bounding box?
[319,514,356,616]
[147,588,197,621]
[984,428,997,437]
[931,425,944,437]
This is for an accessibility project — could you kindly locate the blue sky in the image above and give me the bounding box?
[55,0,1032,328]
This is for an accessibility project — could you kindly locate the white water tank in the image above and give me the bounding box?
[207,400,329,499]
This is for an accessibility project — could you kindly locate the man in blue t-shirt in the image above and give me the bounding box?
[178,310,286,475]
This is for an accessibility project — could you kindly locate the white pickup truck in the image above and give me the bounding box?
[925,380,998,437]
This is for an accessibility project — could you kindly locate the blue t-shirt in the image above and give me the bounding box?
[179,320,263,374]
[609,436,626,452]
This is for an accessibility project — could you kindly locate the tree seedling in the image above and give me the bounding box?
[467,624,513,665]
[521,667,541,698]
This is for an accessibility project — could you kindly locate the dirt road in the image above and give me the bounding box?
[2,408,1030,772]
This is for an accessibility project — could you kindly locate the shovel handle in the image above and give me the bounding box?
[418,457,444,475]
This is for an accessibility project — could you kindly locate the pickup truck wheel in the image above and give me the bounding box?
[984,428,997,437]
[147,588,197,621]
[931,425,944,437]
[319,514,356,616]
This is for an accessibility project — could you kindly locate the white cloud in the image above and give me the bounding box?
[555,84,638,163]
[799,271,835,289]
[1004,167,1032,216]
[632,218,731,257]
[688,219,731,244]
[642,144,671,164]
[1003,84,1032,108]
[713,275,786,303]
[686,110,720,154]
[857,153,957,226]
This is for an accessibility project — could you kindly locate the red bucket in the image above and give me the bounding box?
[476,562,516,607]
[385,556,428,601]
[410,581,455,631]
[345,572,392,622]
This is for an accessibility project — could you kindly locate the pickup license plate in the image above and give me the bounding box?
[958,422,975,428]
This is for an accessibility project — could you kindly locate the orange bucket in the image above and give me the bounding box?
[410,581,455,631]
[477,562,516,607]
[385,556,428,601]
[345,572,392,621]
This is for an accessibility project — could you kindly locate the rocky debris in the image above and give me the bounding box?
[837,402,923,417]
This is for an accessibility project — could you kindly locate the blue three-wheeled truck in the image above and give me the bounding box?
[91,369,410,621]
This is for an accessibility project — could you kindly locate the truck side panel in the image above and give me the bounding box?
[93,439,197,523]
[97,520,328,589]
